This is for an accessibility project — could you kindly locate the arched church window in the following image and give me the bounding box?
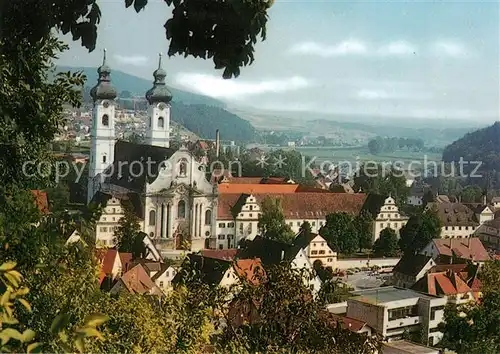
[102,114,109,126]
[158,117,164,128]
[179,159,187,177]
[149,210,156,226]
[102,155,107,163]
[205,210,212,225]
[148,116,151,128]
[178,200,186,218]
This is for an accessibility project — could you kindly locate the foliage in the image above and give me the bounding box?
[355,210,373,252]
[373,228,399,257]
[320,213,358,255]
[257,197,295,244]
[299,221,312,237]
[317,279,354,305]
[114,200,145,258]
[216,263,380,353]
[0,37,84,189]
[368,136,424,155]
[461,185,484,203]
[399,207,441,256]
[2,0,272,78]
[439,260,500,353]
[353,164,410,207]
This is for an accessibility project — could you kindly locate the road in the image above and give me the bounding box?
[336,271,391,290]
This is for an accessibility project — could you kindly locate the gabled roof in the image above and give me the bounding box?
[119,253,133,272]
[464,203,494,214]
[101,249,119,276]
[321,312,369,333]
[118,264,162,295]
[201,249,238,261]
[174,254,232,286]
[412,270,473,296]
[217,194,243,220]
[234,259,265,285]
[427,202,479,227]
[431,238,490,262]
[393,254,434,277]
[31,190,49,214]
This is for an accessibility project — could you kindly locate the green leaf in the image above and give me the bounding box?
[27,342,42,354]
[83,313,109,327]
[0,290,11,306]
[50,313,69,335]
[0,262,16,271]
[19,298,32,312]
[22,329,36,343]
[0,328,23,345]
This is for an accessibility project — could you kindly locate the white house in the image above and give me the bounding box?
[372,196,409,242]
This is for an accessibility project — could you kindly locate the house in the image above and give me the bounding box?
[110,264,163,296]
[475,217,500,251]
[392,254,436,288]
[237,236,322,295]
[293,230,337,269]
[151,264,177,293]
[95,249,132,287]
[215,190,368,248]
[426,202,493,239]
[347,286,447,346]
[321,312,373,336]
[419,238,491,265]
[365,195,409,242]
[412,269,479,305]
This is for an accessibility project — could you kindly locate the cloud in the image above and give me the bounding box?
[289,40,367,57]
[113,54,149,66]
[378,41,417,56]
[174,73,312,99]
[357,89,391,100]
[432,41,467,58]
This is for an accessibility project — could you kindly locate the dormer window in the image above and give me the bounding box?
[102,114,109,126]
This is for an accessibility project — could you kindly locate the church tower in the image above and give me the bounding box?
[145,53,172,148]
[87,49,117,203]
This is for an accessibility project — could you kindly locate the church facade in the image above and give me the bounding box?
[87,51,217,252]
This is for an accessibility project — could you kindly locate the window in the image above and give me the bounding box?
[219,244,223,250]
[158,116,164,128]
[320,221,323,226]
[381,223,384,228]
[149,210,156,226]
[327,258,333,262]
[297,222,300,226]
[249,213,253,217]
[319,250,325,255]
[159,281,164,287]
[311,250,318,255]
[239,224,243,233]
[178,200,186,218]
[430,306,445,321]
[388,305,418,321]
[102,155,106,163]
[249,223,253,233]
[459,226,462,230]
[228,222,235,228]
[218,223,226,228]
[452,226,455,231]
[205,210,212,225]
[102,217,106,221]
[102,114,109,126]
[312,221,316,226]
[250,205,253,211]
[289,222,293,226]
[112,208,116,213]
[148,116,151,127]
[179,159,187,176]
[445,226,448,230]
[218,234,226,240]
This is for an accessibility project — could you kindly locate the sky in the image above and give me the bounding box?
[59,0,500,123]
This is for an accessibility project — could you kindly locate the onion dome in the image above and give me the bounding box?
[90,49,117,101]
[145,53,173,105]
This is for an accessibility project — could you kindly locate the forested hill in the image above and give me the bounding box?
[171,103,257,143]
[56,66,224,107]
[442,122,500,169]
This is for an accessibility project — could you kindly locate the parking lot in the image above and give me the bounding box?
[335,271,392,290]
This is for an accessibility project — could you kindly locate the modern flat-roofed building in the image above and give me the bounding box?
[347,286,447,346]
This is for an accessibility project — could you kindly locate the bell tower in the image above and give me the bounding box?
[145,53,172,148]
[87,49,117,203]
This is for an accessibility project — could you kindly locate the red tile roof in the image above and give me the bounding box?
[31,190,49,214]
[234,258,265,285]
[321,312,368,333]
[119,252,133,272]
[427,202,479,227]
[413,270,474,296]
[101,249,118,276]
[433,238,490,262]
[201,249,238,261]
[217,194,242,220]
[119,264,162,295]
[255,193,367,219]
[218,183,299,194]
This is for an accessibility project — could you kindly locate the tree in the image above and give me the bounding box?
[317,279,354,305]
[46,183,70,214]
[320,213,358,255]
[439,260,500,353]
[257,197,295,244]
[299,221,312,237]
[461,185,483,203]
[355,211,373,252]
[399,207,441,256]
[1,0,273,79]
[113,201,145,258]
[373,228,399,257]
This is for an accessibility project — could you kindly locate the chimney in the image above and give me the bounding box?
[215,129,220,158]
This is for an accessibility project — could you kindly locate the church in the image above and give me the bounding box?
[87,50,217,253]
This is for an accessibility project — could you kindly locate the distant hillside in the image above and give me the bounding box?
[56,66,224,107]
[171,103,257,143]
[442,122,500,170]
